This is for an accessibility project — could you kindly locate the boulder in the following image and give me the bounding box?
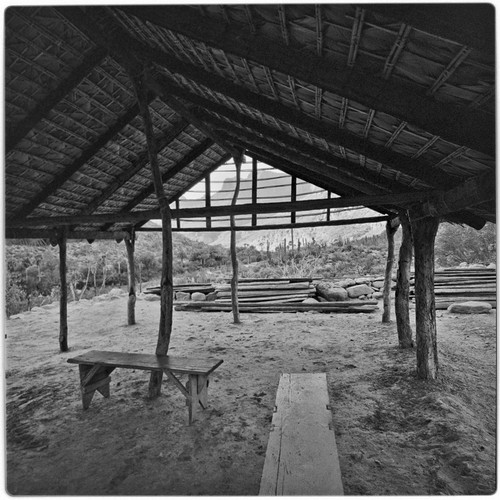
[336,278,356,288]
[373,291,384,299]
[347,284,374,299]
[316,282,348,301]
[355,277,370,285]
[108,288,125,297]
[144,294,161,301]
[206,291,218,301]
[371,280,385,289]
[302,298,318,304]
[176,291,191,301]
[191,292,206,302]
[487,263,496,269]
[447,301,492,314]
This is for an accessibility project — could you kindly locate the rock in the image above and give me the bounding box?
[144,294,161,301]
[191,292,206,301]
[347,284,374,298]
[355,277,370,285]
[302,298,318,304]
[205,291,218,301]
[459,262,468,267]
[487,263,496,269]
[373,292,384,299]
[371,280,385,289]
[469,263,486,268]
[176,291,191,301]
[336,278,356,288]
[317,296,328,302]
[108,288,125,297]
[316,282,348,301]
[447,301,492,314]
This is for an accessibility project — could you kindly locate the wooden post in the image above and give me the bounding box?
[130,66,174,397]
[252,157,258,227]
[410,213,440,380]
[175,199,181,229]
[382,220,399,323]
[291,175,297,225]
[124,232,136,326]
[58,228,69,352]
[205,173,211,229]
[395,210,414,348]
[230,152,244,324]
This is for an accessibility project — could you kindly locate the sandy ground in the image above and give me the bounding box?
[4,292,497,495]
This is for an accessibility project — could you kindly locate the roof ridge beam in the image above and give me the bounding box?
[118,6,495,157]
[6,45,108,153]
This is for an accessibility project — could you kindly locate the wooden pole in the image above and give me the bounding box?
[230,152,244,324]
[395,210,414,348]
[205,173,211,229]
[410,213,440,379]
[58,228,69,352]
[252,157,258,227]
[382,220,399,323]
[125,232,136,326]
[130,66,174,397]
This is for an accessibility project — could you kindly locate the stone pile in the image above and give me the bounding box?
[316,276,395,302]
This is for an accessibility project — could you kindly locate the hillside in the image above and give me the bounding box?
[179,169,386,248]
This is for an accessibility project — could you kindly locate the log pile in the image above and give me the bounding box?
[175,300,379,314]
[410,267,496,309]
[214,278,316,304]
[145,283,215,300]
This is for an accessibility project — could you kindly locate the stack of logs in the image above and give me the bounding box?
[410,267,496,309]
[145,283,215,301]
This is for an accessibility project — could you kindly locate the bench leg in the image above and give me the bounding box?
[78,364,114,409]
[187,375,199,424]
[197,375,209,409]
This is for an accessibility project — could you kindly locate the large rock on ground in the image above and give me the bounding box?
[176,291,191,301]
[302,298,318,304]
[447,301,492,314]
[316,282,348,301]
[347,284,374,298]
[335,278,356,288]
[191,292,206,301]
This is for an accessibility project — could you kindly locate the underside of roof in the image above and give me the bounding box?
[5,4,496,240]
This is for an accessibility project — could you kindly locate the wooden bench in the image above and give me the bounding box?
[259,373,344,495]
[67,350,223,424]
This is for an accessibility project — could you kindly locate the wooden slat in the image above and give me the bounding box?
[259,373,343,495]
[68,350,223,376]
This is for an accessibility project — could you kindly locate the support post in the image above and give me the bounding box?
[205,173,211,229]
[230,152,244,324]
[410,213,440,379]
[251,157,258,227]
[125,232,136,326]
[382,220,399,323]
[395,210,414,348]
[58,227,69,352]
[130,66,174,397]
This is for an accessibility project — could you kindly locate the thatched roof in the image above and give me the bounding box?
[5,4,495,239]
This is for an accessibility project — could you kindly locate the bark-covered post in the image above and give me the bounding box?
[130,67,174,397]
[410,212,440,379]
[58,227,69,352]
[125,231,136,326]
[230,152,244,324]
[382,219,399,323]
[395,210,414,348]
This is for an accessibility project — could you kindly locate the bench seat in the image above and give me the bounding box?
[68,350,223,424]
[259,373,344,495]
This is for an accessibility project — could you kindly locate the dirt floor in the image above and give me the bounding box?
[4,291,497,495]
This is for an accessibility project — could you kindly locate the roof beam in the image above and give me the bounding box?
[414,171,496,219]
[6,46,108,153]
[118,6,495,157]
[8,191,433,228]
[147,54,464,189]
[362,4,494,54]
[12,103,144,220]
[6,228,129,241]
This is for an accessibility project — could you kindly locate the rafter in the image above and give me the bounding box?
[119,5,494,156]
[6,46,108,153]
[277,5,290,46]
[315,4,323,57]
[347,7,365,67]
[427,46,472,96]
[152,74,458,189]
[382,24,411,79]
